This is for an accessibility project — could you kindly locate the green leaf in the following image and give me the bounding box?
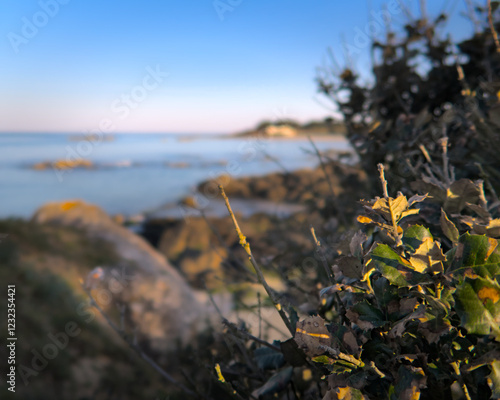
[373,276,399,309]
[440,209,459,244]
[254,345,285,370]
[449,233,500,279]
[454,277,500,340]
[323,386,365,400]
[348,301,386,328]
[403,225,433,253]
[370,244,426,287]
[488,360,500,399]
[251,366,293,398]
[409,237,446,274]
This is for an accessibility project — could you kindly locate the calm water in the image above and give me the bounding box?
[0,133,351,219]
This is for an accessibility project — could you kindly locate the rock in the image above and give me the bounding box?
[32,200,210,352]
[165,161,190,168]
[179,196,198,208]
[33,159,93,170]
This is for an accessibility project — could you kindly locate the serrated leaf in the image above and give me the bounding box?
[488,360,500,399]
[444,179,480,214]
[399,208,420,220]
[466,202,491,219]
[251,366,293,398]
[411,180,447,204]
[294,316,331,357]
[368,194,410,223]
[389,304,426,338]
[440,209,459,244]
[486,219,500,238]
[454,277,500,340]
[473,219,500,238]
[449,233,500,279]
[409,237,446,273]
[408,193,428,207]
[371,244,426,287]
[323,386,365,400]
[347,301,386,329]
[403,225,433,253]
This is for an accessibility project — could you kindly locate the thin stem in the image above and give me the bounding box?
[440,137,451,186]
[450,361,472,400]
[219,185,294,336]
[318,345,364,368]
[308,136,348,225]
[83,287,198,398]
[475,162,499,204]
[310,226,334,284]
[377,163,389,198]
[488,0,500,52]
[206,286,281,352]
[418,144,432,164]
[222,320,281,352]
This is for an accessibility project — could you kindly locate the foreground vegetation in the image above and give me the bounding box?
[202,3,500,399]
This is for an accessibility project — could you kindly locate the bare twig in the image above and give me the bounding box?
[199,209,257,282]
[82,286,199,398]
[439,136,451,186]
[310,226,334,284]
[377,163,389,198]
[308,136,348,225]
[219,185,294,336]
[475,162,499,204]
[450,361,472,400]
[308,136,337,200]
[206,285,281,352]
[488,0,500,52]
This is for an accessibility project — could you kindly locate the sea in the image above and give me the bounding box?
[0,133,352,219]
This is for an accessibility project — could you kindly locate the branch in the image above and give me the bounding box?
[219,185,294,336]
[82,286,199,398]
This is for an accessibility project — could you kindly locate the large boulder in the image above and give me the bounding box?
[32,200,210,353]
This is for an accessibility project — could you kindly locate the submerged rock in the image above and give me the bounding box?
[33,159,93,170]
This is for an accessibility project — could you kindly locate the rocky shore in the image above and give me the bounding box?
[142,160,369,290]
[2,159,368,398]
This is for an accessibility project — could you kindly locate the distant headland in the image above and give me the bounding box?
[231,117,346,138]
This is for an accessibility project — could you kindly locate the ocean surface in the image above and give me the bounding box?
[0,133,351,219]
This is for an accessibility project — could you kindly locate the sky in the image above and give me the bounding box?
[0,0,473,134]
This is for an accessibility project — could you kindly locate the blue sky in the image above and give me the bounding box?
[1,0,472,133]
